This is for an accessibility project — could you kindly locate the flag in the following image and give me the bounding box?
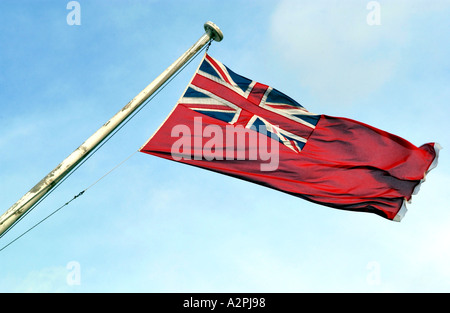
[140,54,440,221]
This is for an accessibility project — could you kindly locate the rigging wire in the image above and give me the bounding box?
[0,41,212,252]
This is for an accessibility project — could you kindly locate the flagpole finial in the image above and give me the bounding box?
[204,21,223,42]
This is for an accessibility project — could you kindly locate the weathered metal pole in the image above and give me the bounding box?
[0,22,223,236]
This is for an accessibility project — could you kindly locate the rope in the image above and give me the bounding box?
[0,42,212,252]
[83,150,138,192]
[0,191,85,253]
[0,149,138,253]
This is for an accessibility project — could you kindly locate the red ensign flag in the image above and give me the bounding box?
[140,54,440,221]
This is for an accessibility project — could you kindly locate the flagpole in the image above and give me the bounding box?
[0,21,224,237]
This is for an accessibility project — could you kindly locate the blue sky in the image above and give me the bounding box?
[0,0,449,292]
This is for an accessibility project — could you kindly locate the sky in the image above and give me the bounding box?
[0,0,449,293]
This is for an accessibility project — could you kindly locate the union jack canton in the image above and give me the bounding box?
[180,54,320,153]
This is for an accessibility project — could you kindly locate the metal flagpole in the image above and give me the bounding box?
[0,21,224,237]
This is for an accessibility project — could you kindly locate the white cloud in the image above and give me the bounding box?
[6,266,72,293]
[269,0,417,106]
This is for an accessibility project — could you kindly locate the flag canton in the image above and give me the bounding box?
[178,54,320,153]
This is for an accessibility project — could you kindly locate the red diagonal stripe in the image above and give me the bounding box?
[205,54,231,84]
[247,82,269,105]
